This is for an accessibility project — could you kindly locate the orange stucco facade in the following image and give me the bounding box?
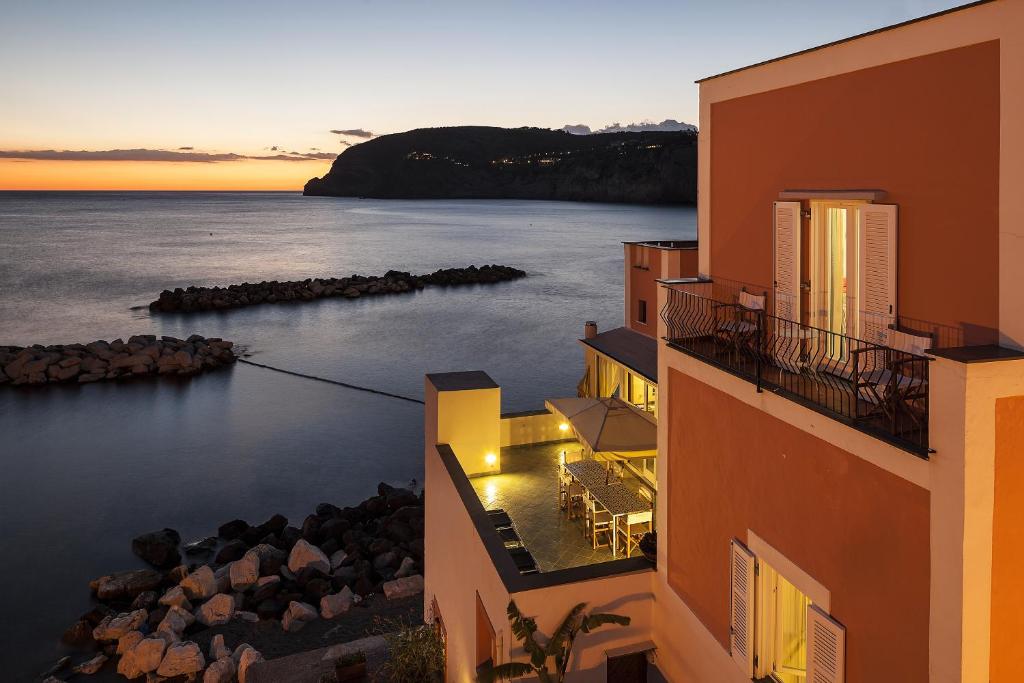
[708,41,1000,345]
[665,368,931,682]
[626,243,698,337]
[990,394,1024,682]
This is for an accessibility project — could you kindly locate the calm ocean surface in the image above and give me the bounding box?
[0,191,695,677]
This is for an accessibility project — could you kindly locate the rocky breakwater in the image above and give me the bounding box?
[0,335,236,388]
[48,483,424,681]
[148,264,527,314]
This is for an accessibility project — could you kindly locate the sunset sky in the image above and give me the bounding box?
[1,0,963,191]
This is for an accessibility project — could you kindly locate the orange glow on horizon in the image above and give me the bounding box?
[0,159,333,191]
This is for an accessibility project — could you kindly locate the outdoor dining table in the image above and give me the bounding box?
[562,460,651,557]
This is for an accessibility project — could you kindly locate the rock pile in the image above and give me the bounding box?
[0,335,236,387]
[54,483,424,680]
[148,264,527,313]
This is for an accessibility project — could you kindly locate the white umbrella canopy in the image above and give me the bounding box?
[545,397,657,454]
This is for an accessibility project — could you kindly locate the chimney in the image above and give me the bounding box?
[584,321,598,339]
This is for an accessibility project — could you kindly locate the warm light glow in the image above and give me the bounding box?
[0,158,334,191]
[485,452,497,466]
[558,422,569,432]
[560,450,566,464]
[484,483,498,508]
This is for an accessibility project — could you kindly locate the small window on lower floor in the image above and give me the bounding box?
[637,299,648,324]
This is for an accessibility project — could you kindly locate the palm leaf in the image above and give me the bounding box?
[506,600,546,668]
[545,602,586,656]
[477,661,536,682]
[580,612,631,633]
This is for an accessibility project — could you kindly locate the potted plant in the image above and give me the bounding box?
[334,650,367,682]
[639,531,657,563]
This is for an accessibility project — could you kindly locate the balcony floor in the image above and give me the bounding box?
[471,441,634,572]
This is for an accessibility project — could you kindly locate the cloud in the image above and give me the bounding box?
[594,119,697,134]
[270,146,279,151]
[0,148,336,162]
[178,146,194,150]
[330,128,373,139]
[561,124,592,135]
[339,141,351,147]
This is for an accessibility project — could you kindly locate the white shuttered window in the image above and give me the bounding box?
[773,201,802,322]
[857,204,897,345]
[807,604,845,683]
[729,540,756,676]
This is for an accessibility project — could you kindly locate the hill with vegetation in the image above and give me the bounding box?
[303,126,696,204]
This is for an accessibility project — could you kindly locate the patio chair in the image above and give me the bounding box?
[858,329,931,432]
[567,482,585,520]
[585,499,613,550]
[508,546,539,574]
[714,289,766,362]
[487,509,513,530]
[616,511,653,558]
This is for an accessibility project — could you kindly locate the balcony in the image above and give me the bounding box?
[660,283,930,456]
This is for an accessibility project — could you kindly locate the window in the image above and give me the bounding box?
[758,563,811,683]
[475,592,496,671]
[637,299,648,324]
[625,371,657,416]
[731,539,847,683]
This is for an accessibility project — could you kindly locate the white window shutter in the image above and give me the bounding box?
[773,201,802,322]
[807,604,845,683]
[857,204,897,345]
[729,539,755,676]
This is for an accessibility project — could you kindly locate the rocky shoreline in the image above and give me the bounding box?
[47,483,425,682]
[0,335,237,388]
[148,264,527,314]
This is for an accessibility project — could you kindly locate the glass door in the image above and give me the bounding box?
[810,200,861,361]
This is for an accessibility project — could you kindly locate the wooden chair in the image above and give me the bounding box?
[586,500,613,549]
[616,511,653,557]
[858,329,931,433]
[714,289,766,362]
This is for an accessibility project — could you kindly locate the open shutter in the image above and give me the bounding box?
[807,605,845,683]
[730,540,756,676]
[773,201,802,322]
[857,204,897,345]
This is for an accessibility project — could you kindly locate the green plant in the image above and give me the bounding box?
[477,600,631,682]
[373,614,446,683]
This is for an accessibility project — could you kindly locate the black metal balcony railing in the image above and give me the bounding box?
[660,286,930,456]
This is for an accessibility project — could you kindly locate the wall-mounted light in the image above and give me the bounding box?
[485,452,497,466]
[558,422,569,433]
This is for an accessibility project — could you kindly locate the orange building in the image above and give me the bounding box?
[424,2,1024,682]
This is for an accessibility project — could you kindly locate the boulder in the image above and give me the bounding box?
[204,656,237,683]
[93,609,147,641]
[250,543,286,576]
[117,630,145,655]
[215,538,248,565]
[62,619,95,647]
[209,634,231,661]
[258,513,288,535]
[287,539,330,575]
[156,605,195,641]
[131,590,158,611]
[395,556,417,578]
[329,550,348,571]
[180,565,218,600]
[237,647,264,683]
[131,637,167,674]
[183,537,218,556]
[156,641,206,678]
[218,519,250,540]
[229,550,260,591]
[319,586,354,619]
[131,528,182,567]
[167,564,190,584]
[235,610,259,623]
[91,569,162,601]
[281,600,318,632]
[196,593,235,627]
[252,575,280,603]
[382,574,425,600]
[158,585,193,610]
[71,652,108,675]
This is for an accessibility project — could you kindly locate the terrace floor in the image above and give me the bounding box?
[471,441,648,572]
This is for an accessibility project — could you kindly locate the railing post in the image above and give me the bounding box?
[755,311,763,393]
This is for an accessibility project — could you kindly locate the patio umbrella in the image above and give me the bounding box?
[545,397,657,454]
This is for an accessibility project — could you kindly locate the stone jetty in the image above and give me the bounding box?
[51,483,425,681]
[0,335,236,387]
[148,264,527,313]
